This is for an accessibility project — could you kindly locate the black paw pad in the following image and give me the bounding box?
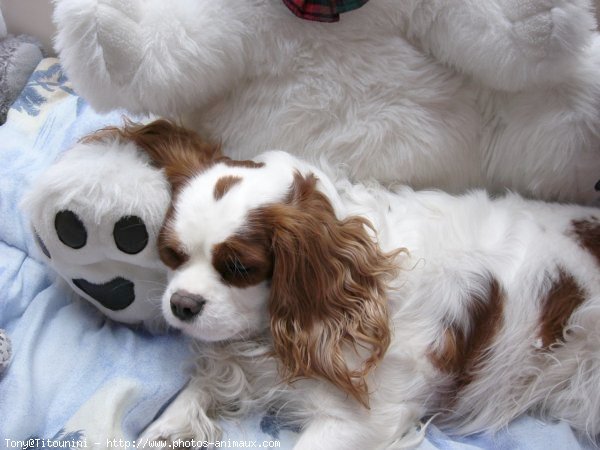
[34,230,51,259]
[55,210,87,249]
[113,216,148,255]
[73,277,135,311]
[595,179,600,192]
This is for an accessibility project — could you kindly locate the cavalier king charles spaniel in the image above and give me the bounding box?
[109,121,600,448]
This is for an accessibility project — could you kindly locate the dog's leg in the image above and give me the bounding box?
[292,403,425,450]
[139,344,265,448]
[138,383,220,448]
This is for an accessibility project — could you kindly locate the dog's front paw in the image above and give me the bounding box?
[139,404,220,449]
[138,421,205,449]
[22,137,170,327]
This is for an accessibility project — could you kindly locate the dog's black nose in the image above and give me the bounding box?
[170,290,206,321]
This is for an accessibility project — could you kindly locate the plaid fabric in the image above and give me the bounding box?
[282,0,369,22]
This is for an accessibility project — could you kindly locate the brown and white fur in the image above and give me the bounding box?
[126,122,600,448]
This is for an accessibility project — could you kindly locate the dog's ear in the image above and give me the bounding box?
[268,172,400,408]
[82,119,221,192]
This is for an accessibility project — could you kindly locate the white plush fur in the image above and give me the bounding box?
[140,151,600,448]
[53,0,600,203]
[22,140,170,326]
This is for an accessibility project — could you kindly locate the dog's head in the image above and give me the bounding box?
[140,132,398,406]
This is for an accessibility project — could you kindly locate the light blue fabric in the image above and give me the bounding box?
[422,417,591,450]
[0,59,594,449]
[0,60,192,445]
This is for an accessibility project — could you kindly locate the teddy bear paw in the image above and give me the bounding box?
[500,0,594,88]
[506,0,588,55]
[53,0,144,90]
[22,137,170,328]
[96,0,145,86]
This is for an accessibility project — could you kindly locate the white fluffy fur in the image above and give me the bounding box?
[140,151,600,448]
[53,0,600,203]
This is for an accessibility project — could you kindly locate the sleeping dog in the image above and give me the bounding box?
[98,121,600,448]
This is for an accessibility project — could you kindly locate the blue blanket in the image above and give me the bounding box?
[0,59,592,450]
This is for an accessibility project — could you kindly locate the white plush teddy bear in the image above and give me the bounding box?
[53,0,600,204]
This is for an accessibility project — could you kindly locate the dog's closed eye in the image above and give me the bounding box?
[216,253,268,287]
[212,238,273,288]
[224,259,256,277]
[159,243,190,270]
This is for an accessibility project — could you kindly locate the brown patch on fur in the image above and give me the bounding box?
[539,269,585,348]
[429,277,504,390]
[430,328,462,375]
[82,119,222,193]
[214,175,243,201]
[218,158,265,169]
[571,217,600,267]
[252,172,402,408]
[157,205,190,270]
[212,224,273,288]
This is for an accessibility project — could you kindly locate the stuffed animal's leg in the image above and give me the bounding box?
[405,0,595,91]
[53,0,248,117]
[21,137,170,329]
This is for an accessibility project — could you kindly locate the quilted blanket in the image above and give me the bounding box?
[0,58,592,450]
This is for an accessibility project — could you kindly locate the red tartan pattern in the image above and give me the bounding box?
[282,0,369,22]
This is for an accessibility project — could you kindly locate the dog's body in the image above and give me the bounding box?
[134,143,600,448]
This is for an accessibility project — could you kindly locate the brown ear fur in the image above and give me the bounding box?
[267,172,401,407]
[81,119,221,191]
